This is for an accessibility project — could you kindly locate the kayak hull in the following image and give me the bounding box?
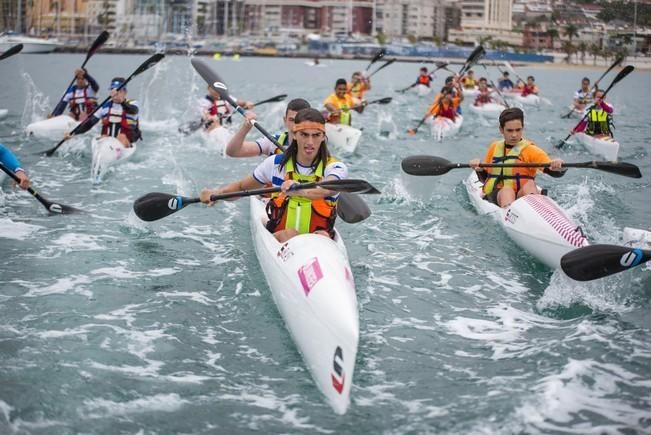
[508,94,541,106]
[416,84,431,96]
[249,196,358,414]
[201,126,232,152]
[26,115,79,138]
[91,136,137,183]
[0,109,7,120]
[469,103,506,117]
[463,87,480,97]
[574,132,619,161]
[325,123,362,153]
[427,115,463,141]
[464,171,589,269]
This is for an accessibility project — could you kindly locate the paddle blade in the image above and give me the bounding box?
[337,192,371,223]
[318,179,381,194]
[0,43,23,61]
[191,58,229,96]
[561,244,651,281]
[375,97,392,104]
[43,138,67,157]
[590,161,642,178]
[133,192,198,222]
[254,94,287,105]
[45,200,83,215]
[134,53,165,76]
[606,65,634,92]
[401,155,454,176]
[86,31,109,59]
[367,48,386,69]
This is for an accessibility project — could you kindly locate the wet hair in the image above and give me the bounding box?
[503,71,509,76]
[281,108,330,171]
[440,86,451,95]
[499,107,524,128]
[527,75,535,81]
[467,70,474,74]
[286,98,310,114]
[335,78,347,89]
[479,77,487,82]
[593,88,604,97]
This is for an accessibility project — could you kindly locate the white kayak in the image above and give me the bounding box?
[91,136,137,182]
[325,123,362,153]
[469,102,506,117]
[564,105,585,119]
[464,171,589,269]
[428,115,463,141]
[462,87,480,97]
[200,126,232,152]
[574,132,619,161]
[415,84,431,96]
[0,109,7,120]
[305,61,327,67]
[26,115,79,138]
[249,196,358,414]
[507,94,541,106]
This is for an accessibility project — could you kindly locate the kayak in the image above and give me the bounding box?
[574,132,619,161]
[325,123,362,153]
[200,126,232,152]
[462,87,480,97]
[469,102,506,117]
[464,171,589,269]
[415,84,431,96]
[428,115,463,141]
[249,196,358,414]
[305,61,327,67]
[90,136,137,183]
[563,105,585,119]
[0,109,7,120]
[507,94,541,106]
[26,115,79,138]
[623,227,651,250]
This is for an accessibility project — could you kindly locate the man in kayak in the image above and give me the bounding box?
[64,77,141,147]
[225,98,311,157]
[416,67,434,88]
[474,78,493,106]
[521,76,539,96]
[324,79,363,125]
[462,70,477,90]
[0,143,30,189]
[572,89,614,137]
[498,71,514,91]
[347,71,371,109]
[50,68,99,122]
[572,77,593,113]
[200,108,347,243]
[199,85,253,132]
[469,108,563,208]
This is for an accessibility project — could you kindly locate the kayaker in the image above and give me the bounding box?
[200,108,347,243]
[416,67,434,87]
[521,76,539,96]
[50,68,99,122]
[225,98,311,157]
[200,85,253,132]
[430,95,459,121]
[514,78,525,91]
[462,70,477,90]
[0,143,30,189]
[64,77,141,147]
[498,71,514,91]
[474,79,493,106]
[572,77,593,112]
[418,87,463,126]
[572,89,614,137]
[324,79,363,126]
[469,108,563,208]
[347,71,371,110]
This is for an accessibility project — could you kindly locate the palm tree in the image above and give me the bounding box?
[547,28,559,50]
[562,40,576,64]
[564,23,579,44]
[577,41,588,64]
[589,43,601,66]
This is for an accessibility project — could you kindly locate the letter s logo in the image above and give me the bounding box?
[620,249,643,268]
[168,197,178,210]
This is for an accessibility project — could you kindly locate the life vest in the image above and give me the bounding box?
[586,107,611,137]
[576,90,592,105]
[328,98,351,125]
[272,132,288,155]
[69,86,97,119]
[101,101,139,138]
[463,77,476,89]
[436,104,456,120]
[349,82,365,99]
[418,75,431,86]
[475,91,492,105]
[266,156,338,237]
[483,139,536,195]
[521,84,535,97]
[206,96,230,119]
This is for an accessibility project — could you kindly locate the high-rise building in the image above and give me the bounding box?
[460,0,511,31]
[373,0,460,41]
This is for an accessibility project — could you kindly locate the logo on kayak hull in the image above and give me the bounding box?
[331,346,345,394]
[620,249,643,268]
[297,257,323,296]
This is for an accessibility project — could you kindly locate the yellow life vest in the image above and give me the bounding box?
[586,108,611,136]
[339,103,351,125]
[483,139,535,195]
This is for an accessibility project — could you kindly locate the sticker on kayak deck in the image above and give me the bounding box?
[504,209,519,225]
[298,257,323,296]
[276,243,293,262]
[331,346,345,394]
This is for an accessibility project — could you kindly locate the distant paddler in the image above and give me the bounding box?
[200,108,347,243]
[199,85,253,133]
[50,68,99,122]
[497,71,514,91]
[461,69,477,90]
[225,98,311,157]
[0,144,30,189]
[347,71,371,110]
[521,75,540,97]
[473,78,494,106]
[572,89,613,137]
[469,108,563,208]
[324,78,365,126]
[572,77,593,113]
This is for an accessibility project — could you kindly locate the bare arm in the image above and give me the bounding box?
[200,175,264,205]
[225,112,262,157]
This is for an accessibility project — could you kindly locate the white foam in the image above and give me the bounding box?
[0,218,42,240]
[81,393,189,418]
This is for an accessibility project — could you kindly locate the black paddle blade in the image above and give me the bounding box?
[319,179,381,194]
[401,155,454,176]
[561,244,651,281]
[373,97,392,105]
[369,48,386,65]
[337,192,371,224]
[588,161,642,178]
[134,53,165,75]
[254,94,287,105]
[44,200,83,215]
[133,192,198,222]
[0,43,23,61]
[191,58,231,98]
[87,31,109,59]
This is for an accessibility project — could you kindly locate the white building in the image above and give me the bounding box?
[375,0,460,41]
[449,0,520,45]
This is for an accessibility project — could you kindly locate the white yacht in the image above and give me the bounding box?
[0,32,62,54]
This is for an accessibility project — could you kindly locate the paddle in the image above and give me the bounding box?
[365,48,386,72]
[190,57,374,224]
[0,163,81,214]
[40,53,165,157]
[560,56,625,119]
[133,179,380,222]
[0,43,23,61]
[407,46,485,135]
[49,31,109,117]
[556,65,634,149]
[223,94,287,123]
[397,62,449,94]
[400,155,642,178]
[502,61,526,84]
[368,58,396,78]
[331,97,392,114]
[561,244,650,281]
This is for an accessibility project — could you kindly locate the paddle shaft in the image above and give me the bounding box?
[368,58,395,78]
[365,48,385,71]
[223,94,287,123]
[332,98,391,114]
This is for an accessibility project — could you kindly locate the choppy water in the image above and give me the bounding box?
[1,53,650,433]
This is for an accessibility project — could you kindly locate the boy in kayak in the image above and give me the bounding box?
[498,71,514,91]
[462,70,477,90]
[225,98,311,157]
[201,108,347,243]
[50,68,99,122]
[65,77,141,147]
[324,79,363,126]
[430,94,459,121]
[572,89,614,137]
[474,78,494,106]
[0,143,30,189]
[572,77,593,112]
[416,67,434,88]
[521,76,539,96]
[199,85,253,132]
[347,71,371,109]
[469,108,563,208]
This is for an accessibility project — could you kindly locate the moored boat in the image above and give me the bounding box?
[464,171,589,269]
[249,196,358,414]
[574,132,619,161]
[427,115,463,141]
[26,115,79,139]
[325,123,362,153]
[91,136,137,182]
[0,32,62,54]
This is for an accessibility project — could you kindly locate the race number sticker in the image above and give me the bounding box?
[298,257,323,296]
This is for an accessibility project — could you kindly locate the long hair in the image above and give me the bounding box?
[280,108,330,171]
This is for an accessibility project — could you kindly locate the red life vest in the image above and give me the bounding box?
[522,84,535,97]
[101,101,138,137]
[69,87,97,119]
[207,96,230,118]
[418,75,431,86]
[437,105,456,120]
